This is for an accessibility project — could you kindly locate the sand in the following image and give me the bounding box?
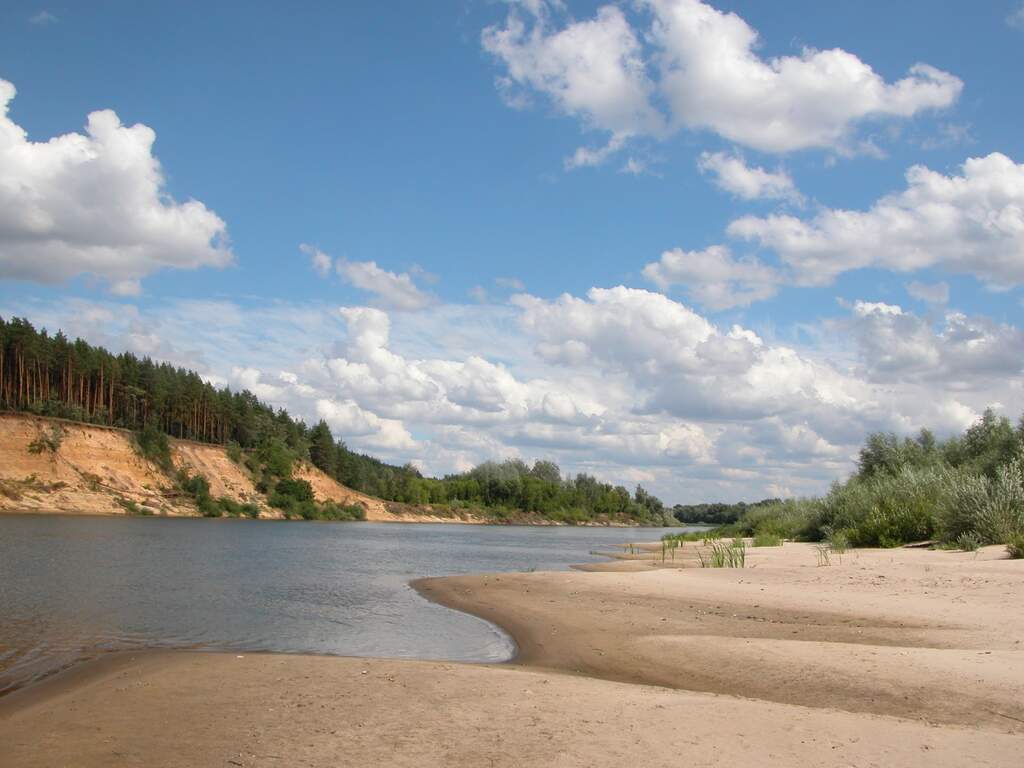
[1,542,1021,767]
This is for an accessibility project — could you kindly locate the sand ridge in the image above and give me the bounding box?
[415,542,1024,731]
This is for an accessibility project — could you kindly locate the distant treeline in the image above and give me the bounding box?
[1,317,670,524]
[672,498,781,525]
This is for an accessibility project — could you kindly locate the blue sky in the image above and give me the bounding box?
[2,1,1023,503]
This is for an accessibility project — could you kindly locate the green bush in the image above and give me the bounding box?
[226,441,243,464]
[937,451,1024,546]
[1007,534,1024,559]
[752,531,782,547]
[274,478,314,503]
[955,531,983,552]
[135,424,173,472]
[28,425,64,454]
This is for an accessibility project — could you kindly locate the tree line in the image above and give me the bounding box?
[672,498,781,525]
[1,317,670,524]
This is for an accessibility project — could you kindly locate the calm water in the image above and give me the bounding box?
[0,516,692,695]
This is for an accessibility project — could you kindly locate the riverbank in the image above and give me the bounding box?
[1,542,1021,766]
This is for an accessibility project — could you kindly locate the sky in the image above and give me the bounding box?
[1,0,1023,504]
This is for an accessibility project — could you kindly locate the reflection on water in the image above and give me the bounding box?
[0,516,690,694]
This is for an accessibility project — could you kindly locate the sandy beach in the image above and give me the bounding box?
[1,542,1021,767]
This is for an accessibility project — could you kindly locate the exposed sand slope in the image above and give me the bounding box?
[172,441,265,510]
[0,413,182,515]
[0,413,429,521]
[0,651,1019,768]
[415,543,1024,732]
[293,461,486,524]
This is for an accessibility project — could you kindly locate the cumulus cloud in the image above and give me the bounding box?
[483,0,961,159]
[335,259,436,311]
[697,151,801,202]
[646,0,960,153]
[8,286,1016,503]
[483,3,665,168]
[730,153,1024,289]
[845,301,1024,386]
[642,245,780,310]
[0,78,232,293]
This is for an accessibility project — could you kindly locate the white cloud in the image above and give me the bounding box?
[646,0,961,153]
[730,153,1024,289]
[8,287,1017,503]
[1008,4,1024,30]
[335,259,436,311]
[906,280,950,304]
[0,78,232,293]
[495,276,525,291]
[482,4,665,157]
[844,301,1024,386]
[620,157,648,175]
[564,132,630,169]
[28,10,58,25]
[697,151,801,203]
[642,245,780,310]
[301,244,333,277]
[484,0,961,158]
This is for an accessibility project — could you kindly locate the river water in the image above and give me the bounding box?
[0,516,694,695]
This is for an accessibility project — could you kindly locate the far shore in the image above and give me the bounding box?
[1,541,1021,767]
[0,507,676,527]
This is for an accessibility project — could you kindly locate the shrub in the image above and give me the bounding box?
[813,469,943,547]
[226,441,243,464]
[28,425,64,455]
[736,498,818,540]
[274,478,314,503]
[828,529,850,554]
[752,531,782,547]
[117,498,139,514]
[955,531,984,552]
[937,451,1024,546]
[1007,534,1024,559]
[135,424,173,472]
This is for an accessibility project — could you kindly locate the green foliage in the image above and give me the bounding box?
[752,531,782,547]
[734,498,818,540]
[256,438,295,479]
[225,441,243,464]
[936,451,1024,546]
[955,531,983,552]
[698,538,746,568]
[135,424,173,472]
[1,316,670,524]
[827,528,850,554]
[28,425,64,455]
[1007,534,1024,559]
[673,498,781,525]
[716,407,1024,551]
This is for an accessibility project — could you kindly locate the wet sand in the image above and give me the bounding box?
[1,542,1021,767]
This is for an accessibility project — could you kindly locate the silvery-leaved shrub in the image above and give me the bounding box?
[936,469,990,543]
[976,451,1024,543]
[938,450,1024,545]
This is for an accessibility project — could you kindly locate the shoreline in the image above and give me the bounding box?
[0,508,674,527]
[2,542,1022,766]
